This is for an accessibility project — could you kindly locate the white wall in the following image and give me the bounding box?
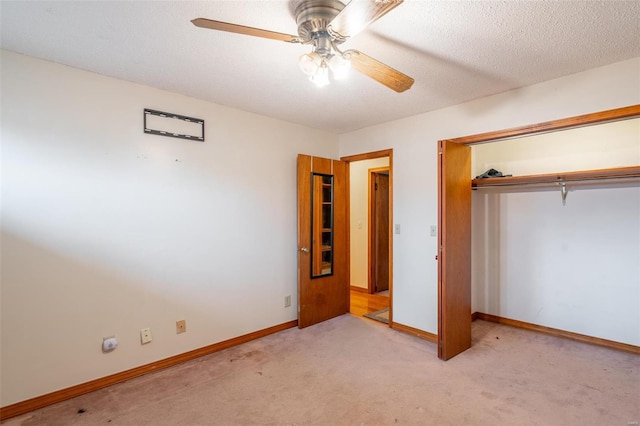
[349,157,389,289]
[339,57,640,339]
[472,118,640,176]
[0,50,338,406]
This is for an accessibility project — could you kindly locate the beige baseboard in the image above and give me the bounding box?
[0,320,298,421]
[392,322,438,343]
[473,312,639,355]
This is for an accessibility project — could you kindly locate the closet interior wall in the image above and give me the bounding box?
[470,115,640,346]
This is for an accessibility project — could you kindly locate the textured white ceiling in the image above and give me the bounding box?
[2,1,639,133]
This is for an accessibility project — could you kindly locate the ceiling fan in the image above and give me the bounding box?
[191,0,414,92]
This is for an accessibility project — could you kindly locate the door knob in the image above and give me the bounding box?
[300,247,309,253]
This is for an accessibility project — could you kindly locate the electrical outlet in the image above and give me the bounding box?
[430,225,437,237]
[284,295,291,307]
[176,320,186,334]
[140,327,152,344]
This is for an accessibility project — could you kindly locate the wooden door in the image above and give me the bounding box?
[297,154,349,328]
[437,140,472,360]
[371,171,390,293]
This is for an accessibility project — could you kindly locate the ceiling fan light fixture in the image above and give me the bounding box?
[328,53,350,80]
[310,62,330,87]
[299,52,321,75]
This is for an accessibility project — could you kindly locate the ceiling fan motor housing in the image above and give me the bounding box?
[295,0,346,50]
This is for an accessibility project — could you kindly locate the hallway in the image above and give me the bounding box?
[349,290,389,319]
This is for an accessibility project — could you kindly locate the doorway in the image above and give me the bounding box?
[341,150,393,324]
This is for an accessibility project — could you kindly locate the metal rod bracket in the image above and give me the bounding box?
[558,181,568,205]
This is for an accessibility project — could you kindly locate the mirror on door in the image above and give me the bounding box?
[311,173,333,278]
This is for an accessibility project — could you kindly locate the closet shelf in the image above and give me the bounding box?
[472,166,640,189]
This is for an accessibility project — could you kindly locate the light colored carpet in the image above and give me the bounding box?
[364,308,389,324]
[4,315,639,425]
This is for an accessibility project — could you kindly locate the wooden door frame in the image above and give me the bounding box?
[341,149,393,325]
[368,167,390,294]
[437,104,640,359]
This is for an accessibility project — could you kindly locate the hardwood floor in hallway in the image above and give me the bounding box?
[349,290,389,318]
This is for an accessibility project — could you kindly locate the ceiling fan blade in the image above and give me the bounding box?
[328,0,403,39]
[191,18,303,43]
[345,49,414,93]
